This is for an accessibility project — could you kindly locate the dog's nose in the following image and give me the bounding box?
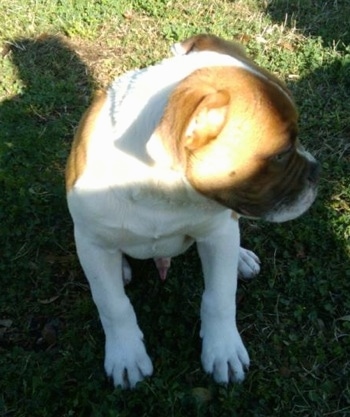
[308,161,321,184]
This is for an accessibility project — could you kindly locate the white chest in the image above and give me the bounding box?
[68,180,229,259]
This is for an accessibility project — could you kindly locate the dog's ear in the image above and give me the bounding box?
[184,90,230,151]
[174,34,248,61]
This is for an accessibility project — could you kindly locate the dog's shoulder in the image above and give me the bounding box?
[66,90,109,192]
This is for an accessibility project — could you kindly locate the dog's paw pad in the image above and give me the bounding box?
[238,247,261,280]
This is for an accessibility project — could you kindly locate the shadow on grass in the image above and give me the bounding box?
[0,34,98,414]
[0,33,94,294]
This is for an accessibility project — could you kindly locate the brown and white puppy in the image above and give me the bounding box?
[66,34,319,389]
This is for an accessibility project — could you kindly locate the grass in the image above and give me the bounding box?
[0,0,349,416]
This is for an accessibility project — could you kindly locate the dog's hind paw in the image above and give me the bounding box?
[238,247,261,280]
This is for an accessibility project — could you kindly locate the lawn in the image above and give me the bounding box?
[1,0,349,416]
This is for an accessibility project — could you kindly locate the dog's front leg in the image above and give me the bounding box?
[74,227,153,388]
[197,217,249,384]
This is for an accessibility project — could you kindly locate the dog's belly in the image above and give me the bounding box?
[121,233,194,259]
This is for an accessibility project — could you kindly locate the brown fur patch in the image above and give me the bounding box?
[65,90,107,191]
[180,34,248,62]
[180,34,293,100]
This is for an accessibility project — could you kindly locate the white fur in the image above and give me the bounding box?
[238,248,261,279]
[197,218,250,383]
[265,186,317,223]
[67,49,266,388]
[265,148,318,223]
[170,41,187,56]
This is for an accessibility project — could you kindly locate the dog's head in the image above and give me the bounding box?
[154,36,319,222]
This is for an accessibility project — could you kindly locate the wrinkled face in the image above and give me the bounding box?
[182,70,319,222]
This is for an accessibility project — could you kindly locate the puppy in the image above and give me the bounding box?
[66,34,319,388]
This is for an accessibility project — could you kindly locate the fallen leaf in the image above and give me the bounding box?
[279,41,295,51]
[191,387,212,405]
[38,295,60,304]
[237,34,252,44]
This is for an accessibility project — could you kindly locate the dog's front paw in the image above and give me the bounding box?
[238,247,261,279]
[104,330,153,389]
[201,324,249,384]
